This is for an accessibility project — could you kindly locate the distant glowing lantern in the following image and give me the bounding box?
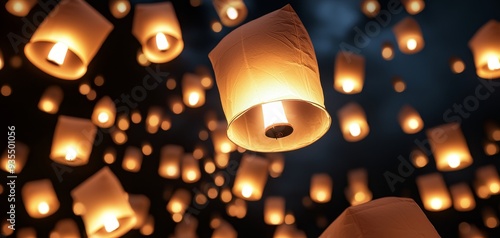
[469,20,500,79]
[140,215,154,236]
[211,121,236,154]
[274,224,306,238]
[220,188,232,203]
[215,152,230,169]
[141,142,153,156]
[167,188,191,216]
[174,215,198,237]
[111,127,127,145]
[484,140,499,156]
[1,141,29,174]
[103,147,116,164]
[416,173,452,212]
[485,120,500,141]
[392,76,406,93]
[169,95,185,114]
[146,106,163,134]
[426,123,473,171]
[337,102,369,142]
[266,153,285,178]
[182,154,201,183]
[450,183,475,212]
[196,65,214,89]
[0,49,3,70]
[204,159,216,174]
[476,165,500,196]
[214,172,225,186]
[212,220,237,238]
[209,4,331,152]
[38,85,63,114]
[71,167,136,238]
[381,42,395,60]
[397,105,424,134]
[116,114,130,131]
[91,96,116,128]
[483,207,499,228]
[16,227,36,238]
[128,194,150,229]
[449,57,466,74]
[459,222,486,238]
[212,0,247,27]
[122,146,143,173]
[334,51,365,94]
[24,0,113,80]
[50,115,97,166]
[193,144,206,159]
[310,173,333,203]
[232,154,269,201]
[360,0,380,18]
[345,168,372,206]
[159,144,183,179]
[5,0,36,17]
[22,179,59,218]
[50,218,80,238]
[228,198,247,219]
[109,0,130,19]
[182,73,206,108]
[402,0,425,15]
[410,148,429,168]
[264,197,285,225]
[132,1,183,63]
[392,17,425,54]
[205,110,218,131]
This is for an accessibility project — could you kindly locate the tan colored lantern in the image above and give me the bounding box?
[397,105,424,134]
[232,154,269,201]
[169,95,185,115]
[459,222,486,238]
[310,173,332,203]
[416,173,452,211]
[174,215,198,238]
[215,152,230,169]
[38,85,63,114]
[146,106,163,134]
[402,0,425,15]
[167,188,191,216]
[266,153,285,178]
[116,114,130,131]
[209,4,331,152]
[132,1,184,63]
[484,140,499,156]
[91,96,116,128]
[158,144,183,179]
[345,168,372,206]
[410,148,429,168]
[381,42,395,61]
[274,224,306,238]
[128,194,150,229]
[360,0,380,18]
[182,72,205,108]
[391,76,406,93]
[196,65,214,89]
[5,0,36,17]
[16,227,36,238]
[227,198,247,219]
[212,220,237,238]
[110,127,127,145]
[140,215,154,236]
[24,0,113,80]
[334,51,365,94]
[1,141,29,173]
[103,147,116,165]
[337,102,370,142]
[264,197,285,225]
[0,49,3,70]
[71,167,136,238]
[212,0,248,27]
[476,165,500,196]
[122,146,143,173]
[485,120,500,141]
[220,187,232,203]
[205,110,218,131]
[204,158,216,174]
[182,154,201,183]
[211,121,236,154]
[392,17,425,54]
[483,207,499,228]
[449,57,466,74]
[109,0,130,19]
[50,115,97,166]
[50,218,81,238]
[450,183,475,212]
[469,20,500,79]
[426,123,473,171]
[22,179,59,218]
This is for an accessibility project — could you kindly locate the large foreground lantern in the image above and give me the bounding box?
[468,20,500,79]
[24,0,113,80]
[209,4,331,152]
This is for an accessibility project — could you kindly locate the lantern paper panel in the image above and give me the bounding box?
[402,0,425,15]
[121,146,143,173]
[416,173,452,212]
[310,173,333,203]
[450,183,476,212]
[5,0,37,17]
[337,102,370,142]
[38,85,63,114]
[426,123,473,171]
[208,4,331,152]
[212,0,248,27]
[109,0,130,19]
[21,179,60,218]
[24,0,113,80]
[1,141,29,174]
[50,218,81,238]
[333,51,365,94]
[392,17,425,54]
[159,144,184,179]
[264,197,285,225]
[91,96,116,128]
[397,105,424,134]
[182,72,206,108]
[468,20,500,79]
[449,57,466,74]
[128,194,150,229]
[232,154,269,201]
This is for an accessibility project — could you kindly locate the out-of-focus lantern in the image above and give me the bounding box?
[122,146,143,173]
[449,57,466,74]
[158,144,183,179]
[140,215,155,236]
[38,85,63,114]
[5,0,36,17]
[182,73,205,108]
[211,121,236,154]
[16,227,36,238]
[220,187,232,203]
[132,2,183,63]
[212,0,247,27]
[450,183,475,212]
[196,65,214,89]
[109,0,130,19]
[485,120,500,141]
[212,220,237,238]
[167,188,191,218]
[416,173,452,212]
[204,158,216,174]
[264,197,285,225]
[468,20,500,79]
[22,179,60,218]
[169,95,185,114]
[110,127,127,145]
[0,49,3,70]
[146,106,163,134]
[360,0,380,18]
[209,4,331,152]
[116,114,130,131]
[266,153,285,178]
[410,148,429,168]
[227,198,246,219]
[426,123,473,171]
[91,96,116,128]
[397,105,424,134]
[174,215,198,238]
[310,173,332,203]
[345,168,372,206]
[459,222,486,238]
[1,141,29,173]
[24,0,113,80]
[71,167,136,238]
[483,207,499,228]
[402,0,425,15]
[182,154,201,183]
[391,76,406,93]
[333,51,365,94]
[476,165,500,196]
[484,140,499,156]
[205,110,218,131]
[100,147,115,164]
[50,115,97,166]
[128,194,150,229]
[232,154,269,201]
[381,42,395,60]
[274,224,306,238]
[392,17,425,54]
[337,102,369,142]
[50,218,81,238]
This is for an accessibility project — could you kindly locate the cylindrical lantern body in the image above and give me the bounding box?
[381,42,395,60]
[426,123,473,171]
[345,168,372,206]
[212,0,248,27]
[402,0,425,15]
[50,218,81,238]
[211,121,236,154]
[392,17,425,54]
[5,0,37,17]
[1,141,29,174]
[232,154,269,201]
[22,179,60,218]
[483,207,499,228]
[468,20,500,79]
[337,102,370,142]
[182,153,201,183]
[476,165,500,196]
[209,5,331,152]
[266,153,285,178]
[212,220,237,238]
[205,110,218,131]
[146,106,163,134]
[122,146,143,173]
[360,0,380,18]
[38,85,63,114]
[110,127,127,145]
[50,115,97,166]
[215,152,230,169]
[182,72,206,108]
[116,114,130,131]
[128,194,150,229]
[24,0,113,79]
[132,2,184,63]
[416,173,452,211]
[264,197,285,225]
[274,224,305,238]
[334,51,365,94]
[109,0,130,19]
[310,173,332,203]
[167,188,191,216]
[398,105,424,134]
[91,96,116,128]
[159,144,183,179]
[450,183,476,212]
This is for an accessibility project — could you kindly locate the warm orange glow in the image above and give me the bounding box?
[407,38,417,51]
[65,147,77,161]
[37,202,50,215]
[429,198,443,210]
[450,57,466,74]
[103,214,120,233]
[155,32,170,51]
[348,123,361,137]
[487,56,500,70]
[241,184,253,198]
[381,44,394,60]
[226,6,238,20]
[447,154,461,169]
[1,85,11,96]
[47,42,68,66]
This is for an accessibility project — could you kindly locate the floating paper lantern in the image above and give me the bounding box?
[469,20,500,79]
[392,76,406,93]
[337,102,370,142]
[360,0,380,18]
[50,219,81,238]
[1,141,29,173]
[416,173,452,211]
[91,96,116,128]
[38,85,63,114]
[266,153,285,178]
[22,179,60,218]
[140,215,154,236]
[211,121,236,154]
[196,65,214,89]
[204,158,216,174]
[122,146,143,173]
[483,207,499,228]
[109,0,130,19]
[110,127,127,145]
[476,165,500,196]
[16,227,36,238]
[215,152,230,169]
[103,147,116,165]
[402,0,425,15]
[264,197,285,225]
[345,168,372,206]
[116,114,130,131]
[484,140,499,156]
[182,73,205,108]
[209,4,331,152]
[232,154,269,201]
[381,42,395,60]
[397,105,424,134]
[5,0,36,17]
[169,95,185,114]
[484,120,500,141]
[459,222,486,238]
[212,0,248,27]
[174,215,198,238]
[128,194,150,229]
[227,198,246,219]
[426,123,473,171]
[158,145,183,179]
[182,154,201,183]
[0,49,3,70]
[132,2,184,63]
[24,0,113,79]
[334,51,365,94]
[410,148,429,168]
[212,220,237,238]
[146,106,163,134]
[167,188,191,217]
[310,173,333,203]
[205,110,218,131]
[392,17,425,54]
[274,224,306,238]
[449,57,466,74]
[450,183,475,212]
